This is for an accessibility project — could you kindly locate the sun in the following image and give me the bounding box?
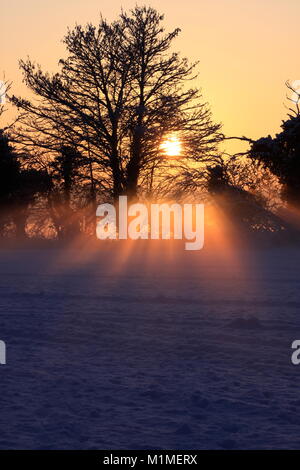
[160,134,182,157]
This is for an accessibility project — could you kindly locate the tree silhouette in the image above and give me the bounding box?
[47,145,85,239]
[0,131,20,235]
[249,82,300,208]
[0,131,50,238]
[12,6,221,201]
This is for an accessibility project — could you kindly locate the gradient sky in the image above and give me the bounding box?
[2,0,300,152]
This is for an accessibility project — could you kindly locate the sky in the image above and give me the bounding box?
[2,0,300,153]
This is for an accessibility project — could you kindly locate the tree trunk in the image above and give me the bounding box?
[111,149,124,202]
[126,127,143,201]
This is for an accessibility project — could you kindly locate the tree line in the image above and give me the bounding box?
[1,6,300,240]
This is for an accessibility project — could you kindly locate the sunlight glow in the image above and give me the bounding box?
[160,134,182,157]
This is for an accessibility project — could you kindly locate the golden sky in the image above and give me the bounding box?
[2,0,300,153]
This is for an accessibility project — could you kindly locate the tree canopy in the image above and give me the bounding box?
[12,6,222,201]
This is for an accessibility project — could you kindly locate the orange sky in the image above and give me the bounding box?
[2,0,300,153]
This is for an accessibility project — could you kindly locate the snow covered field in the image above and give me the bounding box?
[0,243,299,449]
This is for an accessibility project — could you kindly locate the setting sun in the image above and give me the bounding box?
[160,134,182,157]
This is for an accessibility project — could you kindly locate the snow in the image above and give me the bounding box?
[0,243,299,449]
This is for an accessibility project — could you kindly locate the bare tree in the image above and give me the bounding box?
[11,6,222,201]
